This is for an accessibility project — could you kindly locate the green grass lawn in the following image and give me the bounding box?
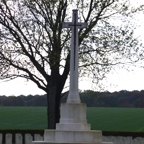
[87,107,144,132]
[0,107,47,129]
[0,107,144,132]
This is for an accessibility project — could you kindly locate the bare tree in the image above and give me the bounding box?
[0,0,143,129]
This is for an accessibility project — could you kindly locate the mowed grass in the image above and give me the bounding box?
[0,107,144,132]
[87,107,144,132]
[0,107,47,129]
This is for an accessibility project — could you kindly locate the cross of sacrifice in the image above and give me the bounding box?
[63,9,87,103]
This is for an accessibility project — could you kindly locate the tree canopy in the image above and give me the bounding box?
[0,0,143,128]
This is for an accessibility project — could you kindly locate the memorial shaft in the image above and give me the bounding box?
[63,9,87,103]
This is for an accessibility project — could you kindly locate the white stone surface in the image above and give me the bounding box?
[56,123,91,131]
[133,138,138,144]
[33,102,113,144]
[5,133,12,144]
[133,137,144,144]
[0,133,2,144]
[33,142,113,144]
[25,134,33,144]
[34,134,43,141]
[2,133,144,144]
[44,130,55,142]
[63,10,87,103]
[57,103,90,131]
[122,137,127,144]
[43,130,102,143]
[15,133,23,144]
[55,131,74,143]
[102,136,109,142]
[60,103,87,123]
[102,136,144,144]
[33,99,113,144]
[108,136,117,144]
[126,137,132,144]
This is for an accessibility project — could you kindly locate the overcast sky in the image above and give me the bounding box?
[0,1,144,96]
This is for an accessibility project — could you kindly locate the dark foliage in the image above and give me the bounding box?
[1,90,144,107]
[1,96,25,106]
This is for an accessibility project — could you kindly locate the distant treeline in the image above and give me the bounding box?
[0,90,144,107]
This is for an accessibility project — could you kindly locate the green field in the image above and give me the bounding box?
[0,107,144,132]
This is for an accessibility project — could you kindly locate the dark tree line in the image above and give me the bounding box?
[0,94,47,106]
[1,90,144,108]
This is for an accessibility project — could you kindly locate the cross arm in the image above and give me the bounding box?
[62,22,73,28]
[77,23,87,29]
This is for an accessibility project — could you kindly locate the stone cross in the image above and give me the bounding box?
[63,9,87,103]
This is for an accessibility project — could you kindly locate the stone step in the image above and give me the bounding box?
[33,142,113,144]
[56,123,91,131]
[44,130,102,143]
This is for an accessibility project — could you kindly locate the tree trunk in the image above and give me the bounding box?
[47,85,61,129]
[46,54,70,129]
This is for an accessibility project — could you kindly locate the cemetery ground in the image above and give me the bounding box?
[0,107,144,132]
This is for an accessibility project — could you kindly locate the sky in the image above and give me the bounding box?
[0,1,144,96]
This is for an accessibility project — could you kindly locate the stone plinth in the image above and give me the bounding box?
[59,103,87,123]
[56,103,90,131]
[33,103,113,144]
